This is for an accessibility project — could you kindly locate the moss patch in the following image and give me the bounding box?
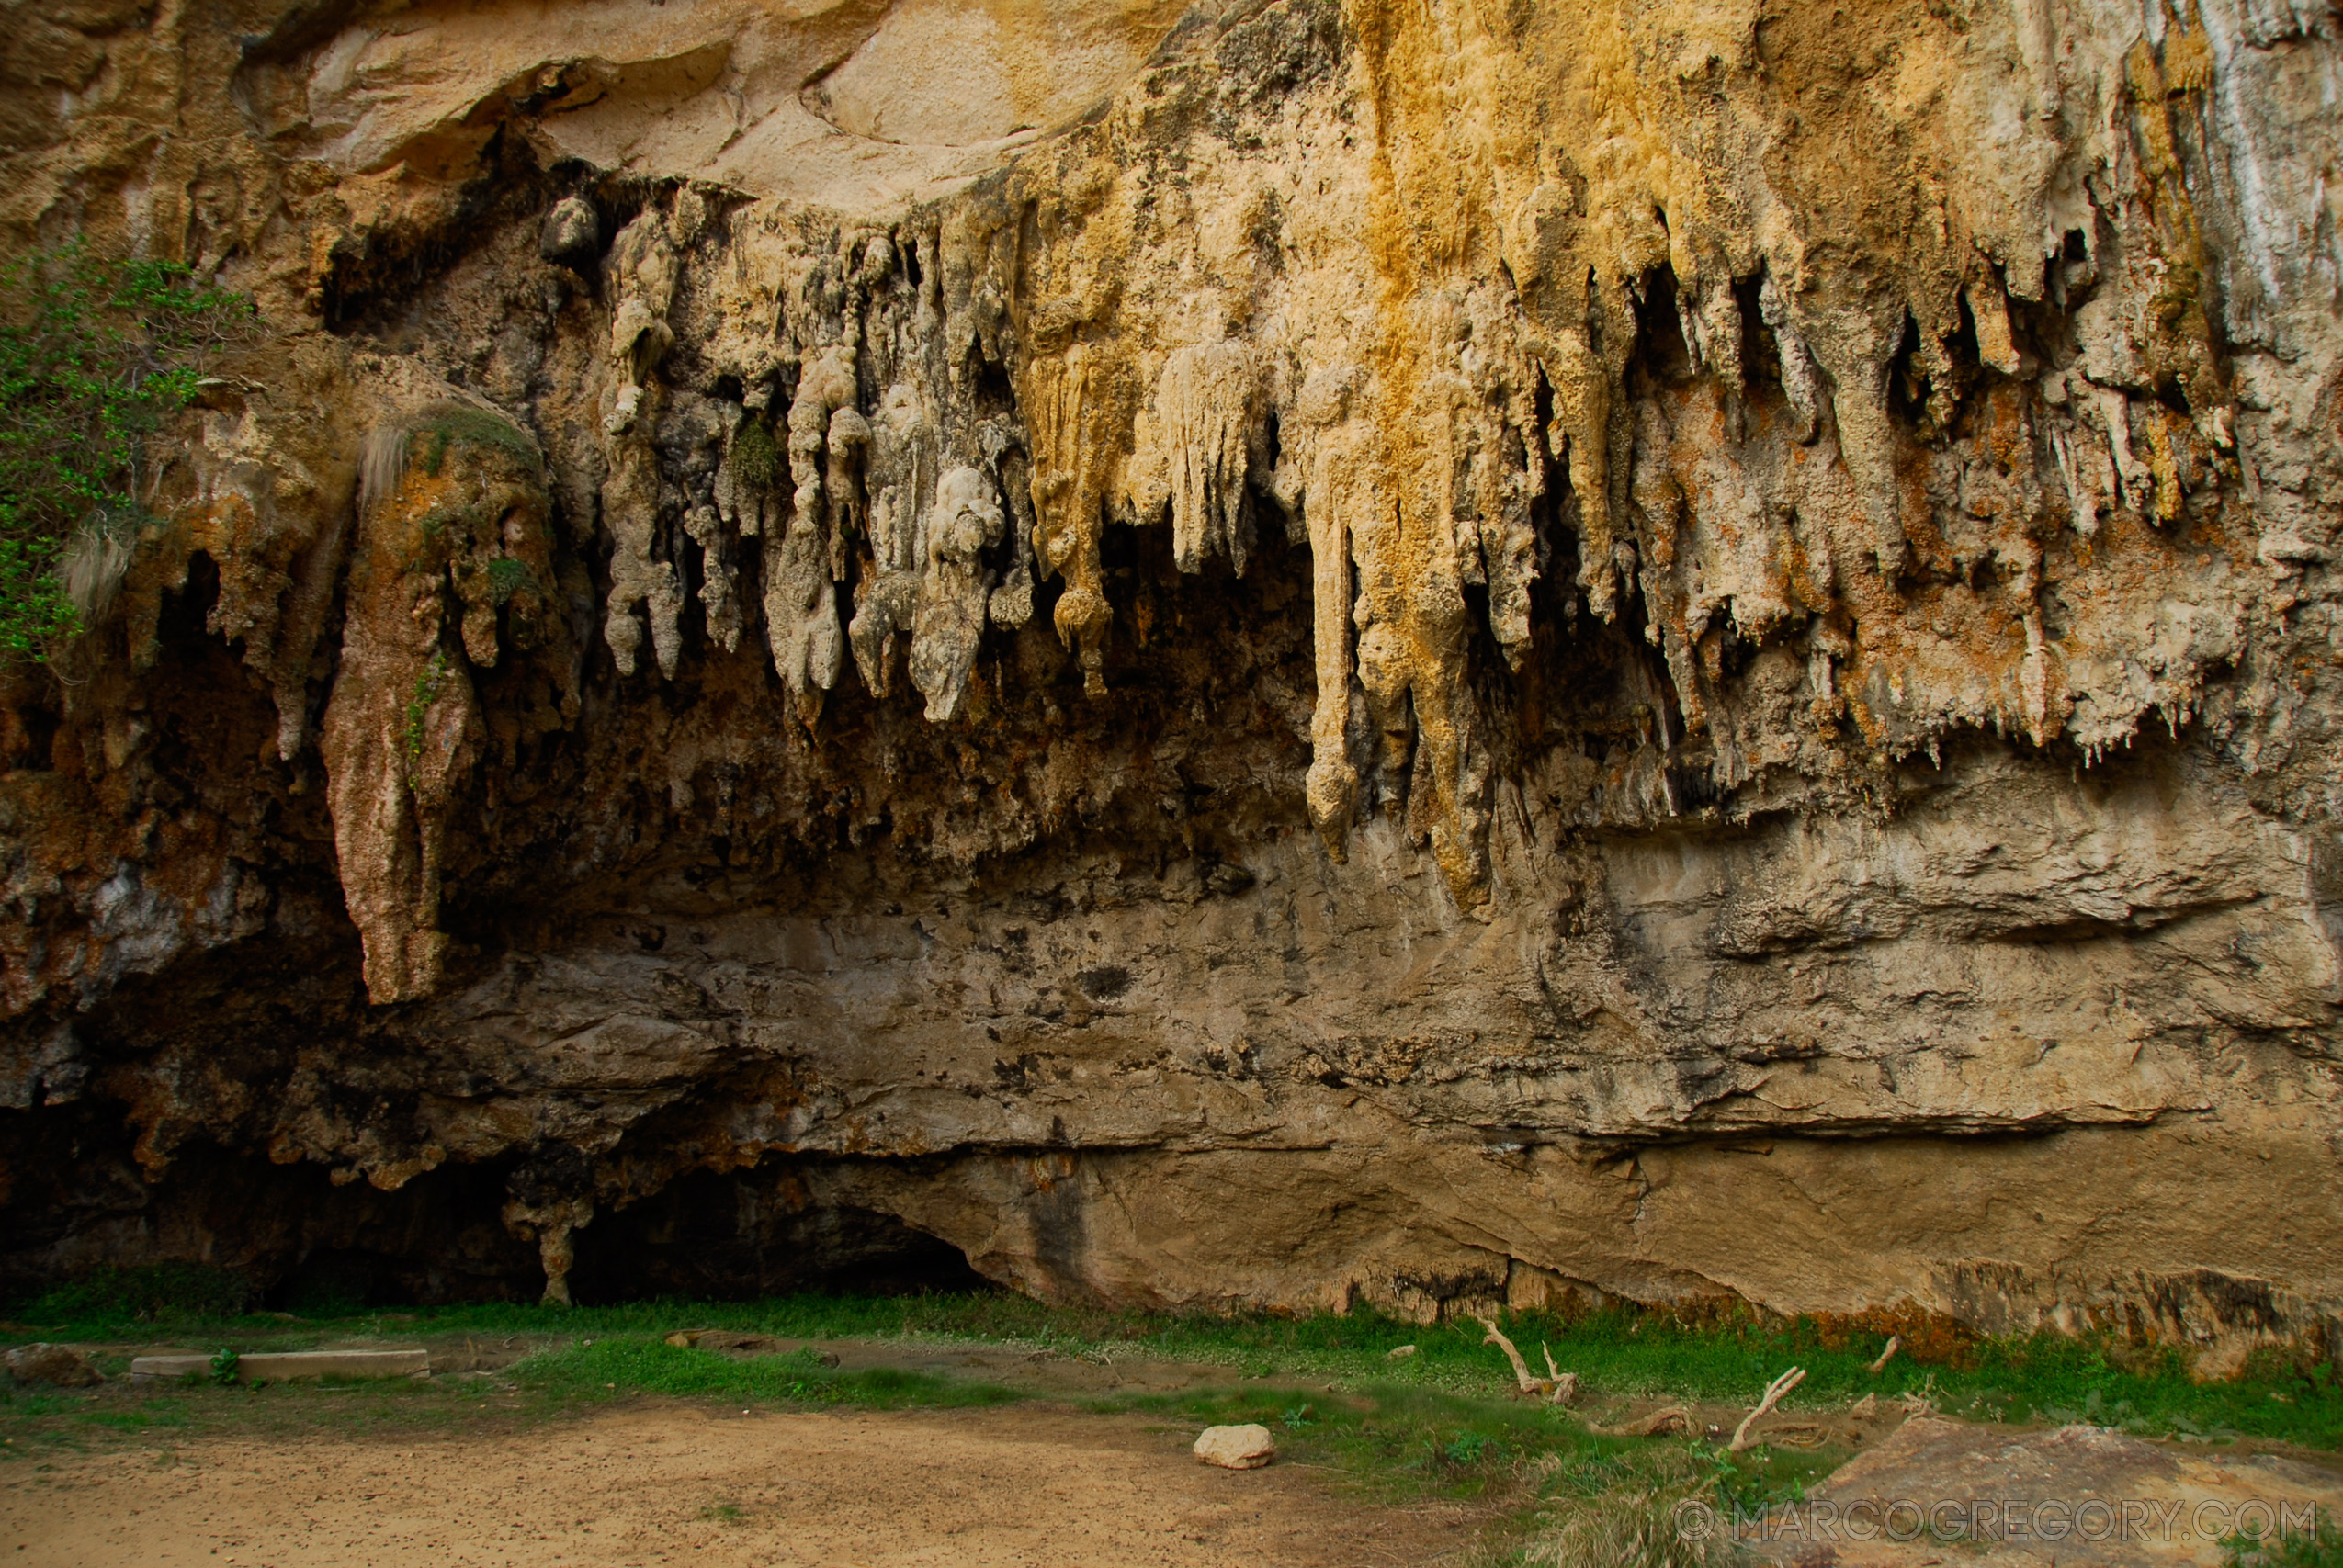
[412,405,542,479]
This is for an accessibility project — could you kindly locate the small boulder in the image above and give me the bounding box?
[6,1343,99,1387]
[1194,1423,1277,1470]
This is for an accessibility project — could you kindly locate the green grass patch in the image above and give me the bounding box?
[2226,1511,2343,1568]
[1111,1378,1611,1504]
[413,405,540,478]
[6,1290,2338,1456]
[3,1292,2337,1568]
[0,1331,1023,1461]
[484,555,539,604]
[510,1337,1019,1412]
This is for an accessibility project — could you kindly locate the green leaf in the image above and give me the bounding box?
[0,243,256,661]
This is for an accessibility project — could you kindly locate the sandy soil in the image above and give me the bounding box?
[0,1401,1469,1567]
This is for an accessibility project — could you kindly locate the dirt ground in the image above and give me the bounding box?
[0,1400,1471,1567]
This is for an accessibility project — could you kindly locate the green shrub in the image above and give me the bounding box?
[0,243,255,660]
[484,556,538,604]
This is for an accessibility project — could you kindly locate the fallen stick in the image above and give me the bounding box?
[1472,1313,1537,1391]
[1867,1336,1901,1375]
[1469,1313,1579,1404]
[1542,1343,1582,1406]
[1590,1404,1692,1438]
[1728,1365,1807,1452]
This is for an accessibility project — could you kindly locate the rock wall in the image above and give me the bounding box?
[2,0,2340,1362]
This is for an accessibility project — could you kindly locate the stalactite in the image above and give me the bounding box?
[599,209,686,680]
[319,405,560,1003]
[1130,341,1262,576]
[908,468,1008,722]
[154,0,2265,946]
[1288,366,1368,858]
[767,344,858,725]
[1019,342,1123,699]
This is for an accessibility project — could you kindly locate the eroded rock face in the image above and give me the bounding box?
[1,0,2340,1362]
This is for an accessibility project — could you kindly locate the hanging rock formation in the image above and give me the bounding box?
[321,403,569,1003]
[2,0,2341,1362]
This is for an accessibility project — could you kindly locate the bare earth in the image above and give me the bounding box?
[1,1402,1466,1567]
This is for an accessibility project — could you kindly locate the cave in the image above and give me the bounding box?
[0,0,2337,1363]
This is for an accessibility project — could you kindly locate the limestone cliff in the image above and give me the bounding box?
[2,0,2340,1361]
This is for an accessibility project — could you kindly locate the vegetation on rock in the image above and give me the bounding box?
[0,244,253,660]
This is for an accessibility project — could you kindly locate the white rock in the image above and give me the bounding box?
[1193,1423,1276,1470]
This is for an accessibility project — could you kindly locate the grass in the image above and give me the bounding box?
[6,1282,2339,1449]
[515,1337,1019,1411]
[1506,1445,1729,1568]
[4,1282,2339,1565]
[0,1291,1852,1546]
[16,1263,254,1324]
[413,404,541,478]
[1110,1379,1616,1506]
[483,554,539,604]
[2227,1512,2343,1568]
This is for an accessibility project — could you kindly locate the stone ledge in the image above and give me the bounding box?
[129,1349,430,1382]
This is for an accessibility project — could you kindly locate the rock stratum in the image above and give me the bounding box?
[1,0,2339,1360]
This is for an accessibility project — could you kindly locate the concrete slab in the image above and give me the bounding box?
[129,1348,429,1382]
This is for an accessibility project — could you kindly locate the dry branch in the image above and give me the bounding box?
[1589,1404,1692,1438]
[1728,1365,1806,1452]
[1543,1343,1582,1406]
[1867,1336,1901,1375]
[1473,1312,1535,1389]
[1470,1313,1579,1404]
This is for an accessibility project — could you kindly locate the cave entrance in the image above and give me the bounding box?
[565,1170,992,1304]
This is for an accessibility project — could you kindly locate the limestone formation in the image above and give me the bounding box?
[321,404,568,1003]
[0,0,2339,1364]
